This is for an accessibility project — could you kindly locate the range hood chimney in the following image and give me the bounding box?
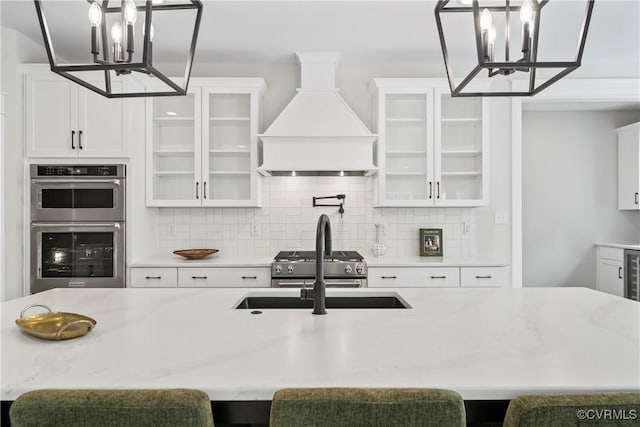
[258,52,378,176]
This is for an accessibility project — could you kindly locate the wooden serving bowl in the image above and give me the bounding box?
[173,249,219,260]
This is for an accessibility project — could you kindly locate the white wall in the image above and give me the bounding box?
[522,109,640,287]
[154,178,478,259]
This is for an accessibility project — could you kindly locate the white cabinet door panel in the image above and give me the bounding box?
[130,268,178,287]
[368,267,459,287]
[460,267,506,287]
[178,267,270,287]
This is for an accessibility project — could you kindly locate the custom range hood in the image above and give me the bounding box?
[258,53,378,176]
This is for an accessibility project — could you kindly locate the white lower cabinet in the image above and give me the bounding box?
[130,268,178,288]
[368,267,460,288]
[460,267,506,287]
[596,247,624,297]
[177,267,270,288]
[369,265,507,288]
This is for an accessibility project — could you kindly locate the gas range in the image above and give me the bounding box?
[271,250,367,288]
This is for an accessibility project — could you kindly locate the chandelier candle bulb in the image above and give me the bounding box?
[111,21,124,62]
[520,0,534,55]
[88,2,101,56]
[124,0,137,56]
[480,8,493,62]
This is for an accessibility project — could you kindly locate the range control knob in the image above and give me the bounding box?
[275,265,282,273]
[355,264,365,274]
[344,265,353,274]
[287,265,294,274]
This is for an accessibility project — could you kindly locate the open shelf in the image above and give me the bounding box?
[209,171,251,176]
[153,117,195,121]
[385,172,426,177]
[440,171,482,176]
[441,150,482,156]
[209,149,250,154]
[386,150,427,156]
[209,116,250,122]
[386,117,425,123]
[153,171,195,176]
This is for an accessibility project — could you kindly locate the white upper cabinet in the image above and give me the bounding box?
[370,79,489,207]
[25,73,128,158]
[146,78,266,207]
[617,122,640,210]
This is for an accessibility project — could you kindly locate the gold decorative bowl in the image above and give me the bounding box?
[16,304,96,340]
[173,249,219,260]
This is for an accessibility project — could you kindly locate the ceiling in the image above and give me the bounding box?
[2,0,639,78]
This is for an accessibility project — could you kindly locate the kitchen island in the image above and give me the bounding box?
[2,287,639,424]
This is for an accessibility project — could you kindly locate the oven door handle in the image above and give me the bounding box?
[32,222,121,229]
[32,179,122,185]
[272,281,308,288]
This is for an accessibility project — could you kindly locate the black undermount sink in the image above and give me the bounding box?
[235,295,411,310]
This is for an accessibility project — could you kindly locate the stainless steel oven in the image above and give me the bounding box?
[30,164,126,293]
[30,222,125,293]
[30,165,125,222]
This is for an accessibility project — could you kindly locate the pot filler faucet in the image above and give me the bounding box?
[301,214,332,315]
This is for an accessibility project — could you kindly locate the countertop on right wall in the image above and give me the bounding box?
[596,243,640,250]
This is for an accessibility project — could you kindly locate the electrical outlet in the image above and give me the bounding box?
[462,221,472,236]
[494,211,509,225]
[167,224,175,236]
[250,223,260,236]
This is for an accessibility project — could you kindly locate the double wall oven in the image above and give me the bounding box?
[30,165,126,293]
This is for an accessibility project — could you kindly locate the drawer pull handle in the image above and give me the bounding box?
[242,276,257,279]
[145,276,162,279]
[381,276,397,279]
[192,276,207,279]
[430,276,446,279]
[476,275,493,279]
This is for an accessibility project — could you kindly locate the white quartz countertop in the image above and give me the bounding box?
[131,254,507,268]
[596,243,640,251]
[366,256,508,267]
[131,254,273,268]
[2,288,638,401]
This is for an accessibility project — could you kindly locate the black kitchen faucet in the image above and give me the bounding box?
[300,214,332,314]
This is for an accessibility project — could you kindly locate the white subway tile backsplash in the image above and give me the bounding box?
[157,177,476,257]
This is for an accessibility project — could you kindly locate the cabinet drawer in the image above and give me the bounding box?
[178,267,270,288]
[460,267,506,287]
[130,268,177,287]
[598,246,624,262]
[369,267,459,287]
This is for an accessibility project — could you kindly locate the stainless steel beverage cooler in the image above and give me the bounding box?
[624,249,640,301]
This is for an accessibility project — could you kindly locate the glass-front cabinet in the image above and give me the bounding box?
[371,79,489,207]
[146,78,266,207]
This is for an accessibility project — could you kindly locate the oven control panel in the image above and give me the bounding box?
[33,165,125,178]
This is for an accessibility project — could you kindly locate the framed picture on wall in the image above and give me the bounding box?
[419,228,443,257]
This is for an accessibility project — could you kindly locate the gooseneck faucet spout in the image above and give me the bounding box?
[300,214,332,315]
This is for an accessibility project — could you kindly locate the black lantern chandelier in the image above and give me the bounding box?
[34,0,203,98]
[434,0,595,97]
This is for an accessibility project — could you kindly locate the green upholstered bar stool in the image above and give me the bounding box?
[270,388,466,427]
[503,393,640,427]
[9,388,214,427]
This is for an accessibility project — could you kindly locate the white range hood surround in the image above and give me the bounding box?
[258,53,378,176]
